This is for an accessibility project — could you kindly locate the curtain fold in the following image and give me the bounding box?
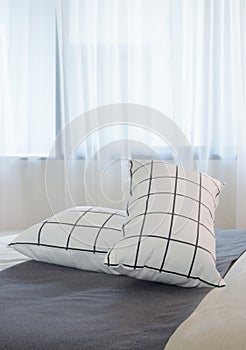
[236,0,246,229]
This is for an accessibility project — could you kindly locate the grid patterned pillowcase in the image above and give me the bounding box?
[105,160,225,287]
[10,206,126,274]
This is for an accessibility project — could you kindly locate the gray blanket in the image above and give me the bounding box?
[1,229,246,350]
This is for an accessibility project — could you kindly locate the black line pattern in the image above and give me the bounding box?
[131,161,167,176]
[93,211,123,253]
[129,160,133,196]
[41,222,122,231]
[12,207,126,256]
[159,165,178,272]
[38,221,48,245]
[66,206,94,250]
[107,262,223,288]
[187,172,202,277]
[123,211,215,237]
[133,160,153,269]
[107,160,223,287]
[131,175,217,208]
[127,191,214,220]
[126,160,134,217]
[10,242,108,254]
[106,234,216,264]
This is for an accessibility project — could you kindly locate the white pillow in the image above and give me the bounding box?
[10,206,126,274]
[105,160,225,287]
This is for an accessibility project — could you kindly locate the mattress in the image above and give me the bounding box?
[0,229,246,350]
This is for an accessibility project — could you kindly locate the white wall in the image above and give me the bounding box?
[0,158,236,230]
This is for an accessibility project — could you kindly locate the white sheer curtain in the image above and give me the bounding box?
[0,0,245,228]
[55,0,173,123]
[0,0,55,156]
[168,0,246,229]
[55,0,246,227]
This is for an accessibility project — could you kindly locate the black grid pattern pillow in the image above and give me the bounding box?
[105,160,225,287]
[10,206,126,274]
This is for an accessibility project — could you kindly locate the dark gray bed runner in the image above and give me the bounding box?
[1,229,246,350]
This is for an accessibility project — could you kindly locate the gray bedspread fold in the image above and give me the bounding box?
[1,229,245,350]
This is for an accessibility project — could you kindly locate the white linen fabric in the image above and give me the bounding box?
[106,160,224,288]
[10,206,125,274]
[165,251,246,350]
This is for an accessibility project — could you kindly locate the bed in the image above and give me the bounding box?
[1,228,246,350]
